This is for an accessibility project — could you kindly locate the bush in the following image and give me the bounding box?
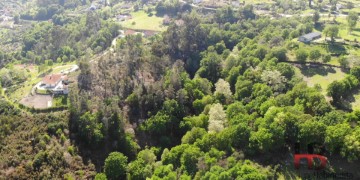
[295,49,308,63]
[33,151,47,169]
[104,152,128,179]
[322,54,331,63]
[338,56,349,69]
[68,146,75,156]
[60,133,66,144]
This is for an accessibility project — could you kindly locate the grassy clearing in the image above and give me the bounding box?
[121,11,166,31]
[350,93,360,110]
[35,88,50,95]
[319,16,360,41]
[294,65,346,95]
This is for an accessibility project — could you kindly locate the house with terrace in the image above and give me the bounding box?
[39,74,69,94]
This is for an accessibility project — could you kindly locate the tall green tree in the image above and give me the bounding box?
[347,11,359,33]
[295,49,308,63]
[327,80,345,103]
[341,127,360,161]
[350,66,360,80]
[198,50,222,84]
[313,11,320,24]
[338,56,349,69]
[309,49,321,62]
[325,123,351,153]
[104,152,128,180]
[324,25,339,42]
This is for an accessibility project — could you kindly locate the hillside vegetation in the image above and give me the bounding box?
[1,0,360,179]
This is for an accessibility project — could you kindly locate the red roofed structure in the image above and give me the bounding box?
[125,29,137,36]
[41,74,68,89]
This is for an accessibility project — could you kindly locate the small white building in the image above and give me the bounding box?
[193,0,202,4]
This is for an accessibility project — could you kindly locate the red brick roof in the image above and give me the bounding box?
[42,74,67,85]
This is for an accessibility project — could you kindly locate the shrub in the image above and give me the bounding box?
[68,146,75,156]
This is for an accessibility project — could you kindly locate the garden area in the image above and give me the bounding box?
[120,11,166,31]
[0,62,76,109]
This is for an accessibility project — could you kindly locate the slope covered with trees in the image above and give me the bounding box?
[69,7,360,179]
[2,0,360,179]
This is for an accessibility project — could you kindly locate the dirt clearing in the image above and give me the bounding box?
[20,95,52,109]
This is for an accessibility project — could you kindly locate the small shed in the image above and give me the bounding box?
[298,32,321,43]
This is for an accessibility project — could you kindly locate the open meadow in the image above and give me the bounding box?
[121,11,166,31]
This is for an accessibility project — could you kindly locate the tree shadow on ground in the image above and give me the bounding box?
[300,65,336,77]
[325,43,347,55]
[331,88,360,111]
[314,23,324,32]
[340,67,350,73]
[339,88,360,111]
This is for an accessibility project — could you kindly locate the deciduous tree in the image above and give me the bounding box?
[295,49,308,63]
[347,11,359,33]
[324,25,339,42]
[208,103,227,133]
[309,49,321,62]
[104,152,128,180]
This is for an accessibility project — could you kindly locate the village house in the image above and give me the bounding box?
[40,74,69,94]
[298,32,321,43]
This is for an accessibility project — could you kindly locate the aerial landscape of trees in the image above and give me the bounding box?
[1,0,360,179]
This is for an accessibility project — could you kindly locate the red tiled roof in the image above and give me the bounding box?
[42,74,67,85]
[125,29,137,36]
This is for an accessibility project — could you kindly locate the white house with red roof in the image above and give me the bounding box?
[39,74,68,94]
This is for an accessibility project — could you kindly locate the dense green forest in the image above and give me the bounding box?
[1,0,360,179]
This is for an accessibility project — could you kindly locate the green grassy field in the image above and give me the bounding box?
[121,11,166,31]
[350,92,360,110]
[294,65,346,95]
[320,16,360,41]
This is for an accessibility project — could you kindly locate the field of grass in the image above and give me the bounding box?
[35,88,50,95]
[7,65,40,101]
[319,16,360,41]
[294,65,346,95]
[121,11,166,31]
[350,92,360,110]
